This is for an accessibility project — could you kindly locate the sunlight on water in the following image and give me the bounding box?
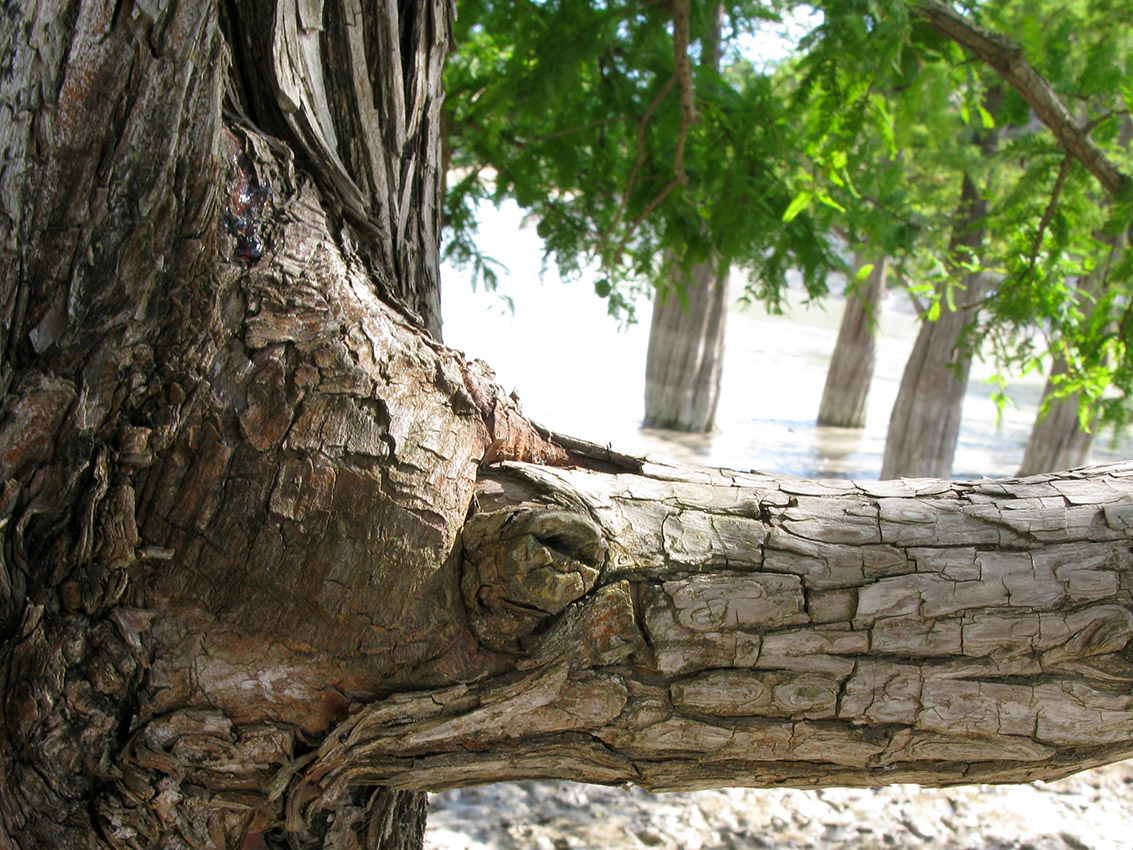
[442,201,1131,480]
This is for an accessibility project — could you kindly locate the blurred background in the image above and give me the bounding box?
[441,200,1133,481]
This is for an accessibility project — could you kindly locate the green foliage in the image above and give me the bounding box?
[445,0,840,320]
[788,0,1133,427]
[445,0,1133,424]
[951,0,1133,428]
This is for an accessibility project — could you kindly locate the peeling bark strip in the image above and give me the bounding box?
[225,0,452,334]
[279,460,1133,812]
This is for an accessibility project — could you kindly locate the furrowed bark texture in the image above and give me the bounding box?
[223,0,449,336]
[0,1,484,847]
[641,13,727,435]
[643,258,728,432]
[817,255,888,429]
[282,458,1133,805]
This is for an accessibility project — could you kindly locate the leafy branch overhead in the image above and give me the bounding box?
[909,0,1133,428]
[444,0,839,315]
[913,0,1129,196]
[445,0,1133,422]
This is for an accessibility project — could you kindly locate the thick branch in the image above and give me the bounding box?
[281,460,1133,821]
[914,0,1128,196]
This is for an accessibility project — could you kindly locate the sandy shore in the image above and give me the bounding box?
[426,760,1133,850]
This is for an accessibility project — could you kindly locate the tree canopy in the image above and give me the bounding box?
[445,0,838,315]
[444,0,1133,425]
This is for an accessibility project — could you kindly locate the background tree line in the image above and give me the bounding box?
[443,0,1133,478]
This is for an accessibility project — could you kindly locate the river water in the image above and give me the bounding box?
[442,201,1131,480]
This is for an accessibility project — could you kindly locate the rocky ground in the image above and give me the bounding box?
[425,760,1133,850]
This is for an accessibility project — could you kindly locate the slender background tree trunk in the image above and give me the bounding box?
[882,91,1000,481]
[643,257,729,431]
[642,4,727,433]
[0,2,457,846]
[818,253,888,428]
[881,169,991,479]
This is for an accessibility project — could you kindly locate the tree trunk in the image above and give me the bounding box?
[817,254,888,428]
[641,5,727,434]
[4,5,1133,850]
[880,173,988,479]
[1018,194,1129,476]
[0,1,456,846]
[1018,359,1095,476]
[642,257,729,432]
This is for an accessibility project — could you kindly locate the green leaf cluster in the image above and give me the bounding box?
[445,0,839,319]
[955,0,1133,428]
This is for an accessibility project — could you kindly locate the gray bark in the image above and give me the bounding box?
[881,171,989,480]
[817,254,888,428]
[643,257,729,432]
[290,456,1133,800]
[4,4,1133,850]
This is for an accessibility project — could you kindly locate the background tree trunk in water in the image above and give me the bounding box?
[641,5,727,434]
[881,172,989,480]
[1019,194,1129,476]
[1019,359,1095,475]
[817,254,889,428]
[643,257,729,431]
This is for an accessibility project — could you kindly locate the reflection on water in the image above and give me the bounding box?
[443,202,1131,480]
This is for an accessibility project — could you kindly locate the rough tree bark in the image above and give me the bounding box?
[1018,241,1116,476]
[303,455,1133,798]
[1,1,458,846]
[642,256,729,432]
[817,254,888,429]
[4,4,1133,850]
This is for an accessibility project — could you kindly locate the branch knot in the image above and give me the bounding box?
[461,508,608,651]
